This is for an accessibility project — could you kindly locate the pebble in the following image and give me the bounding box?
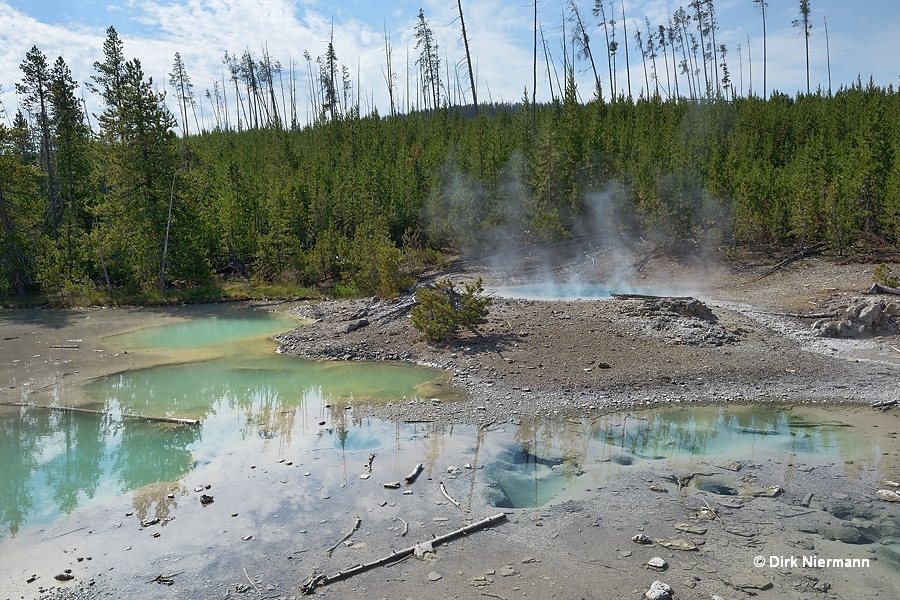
[645,580,672,600]
[632,533,653,545]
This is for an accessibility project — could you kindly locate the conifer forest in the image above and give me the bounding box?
[2,1,899,303]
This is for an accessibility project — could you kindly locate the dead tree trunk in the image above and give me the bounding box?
[457,1,478,112]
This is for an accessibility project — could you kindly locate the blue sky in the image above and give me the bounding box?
[1,0,898,129]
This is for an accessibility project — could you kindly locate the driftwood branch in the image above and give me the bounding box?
[2,401,200,426]
[325,515,361,558]
[439,482,462,509]
[753,242,826,282]
[243,568,261,596]
[395,517,408,537]
[301,513,507,595]
[405,463,424,485]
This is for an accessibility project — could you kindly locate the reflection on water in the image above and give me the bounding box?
[1,304,896,536]
[596,407,863,463]
[0,406,196,537]
[0,308,443,537]
[481,404,896,508]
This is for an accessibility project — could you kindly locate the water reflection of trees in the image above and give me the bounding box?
[0,408,40,536]
[590,407,861,464]
[111,421,197,492]
[1,405,201,537]
[41,411,107,515]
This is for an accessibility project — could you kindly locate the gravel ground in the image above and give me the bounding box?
[275,254,900,427]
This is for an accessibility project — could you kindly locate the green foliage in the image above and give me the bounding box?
[6,31,900,305]
[411,277,492,342]
[874,264,900,288]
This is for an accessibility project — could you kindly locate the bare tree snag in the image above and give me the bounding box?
[456,1,477,111]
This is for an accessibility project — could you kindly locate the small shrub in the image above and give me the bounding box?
[874,263,900,287]
[411,277,492,343]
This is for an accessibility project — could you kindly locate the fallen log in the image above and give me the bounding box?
[1,401,201,426]
[301,513,507,595]
[871,399,898,410]
[611,293,694,301]
[753,242,826,282]
[868,283,900,296]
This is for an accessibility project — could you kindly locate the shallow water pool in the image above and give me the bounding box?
[0,306,444,537]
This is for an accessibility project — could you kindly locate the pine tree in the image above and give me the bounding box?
[49,56,94,263]
[16,46,59,231]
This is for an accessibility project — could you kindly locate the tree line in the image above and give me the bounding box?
[1,7,898,303]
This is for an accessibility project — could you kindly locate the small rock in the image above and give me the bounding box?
[648,557,668,571]
[731,572,773,590]
[645,580,672,600]
[656,538,698,551]
[200,494,214,505]
[877,489,900,502]
[384,482,401,489]
[632,534,653,545]
[499,565,516,577]
[427,571,442,581]
[674,523,707,535]
[54,573,75,582]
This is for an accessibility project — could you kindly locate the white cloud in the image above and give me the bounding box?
[1,0,898,129]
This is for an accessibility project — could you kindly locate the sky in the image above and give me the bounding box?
[1,0,898,131]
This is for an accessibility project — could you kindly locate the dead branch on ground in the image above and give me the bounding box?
[753,242,826,282]
[300,513,507,595]
[439,481,463,509]
[325,515,361,558]
[243,568,261,595]
[868,283,900,296]
[871,399,898,410]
